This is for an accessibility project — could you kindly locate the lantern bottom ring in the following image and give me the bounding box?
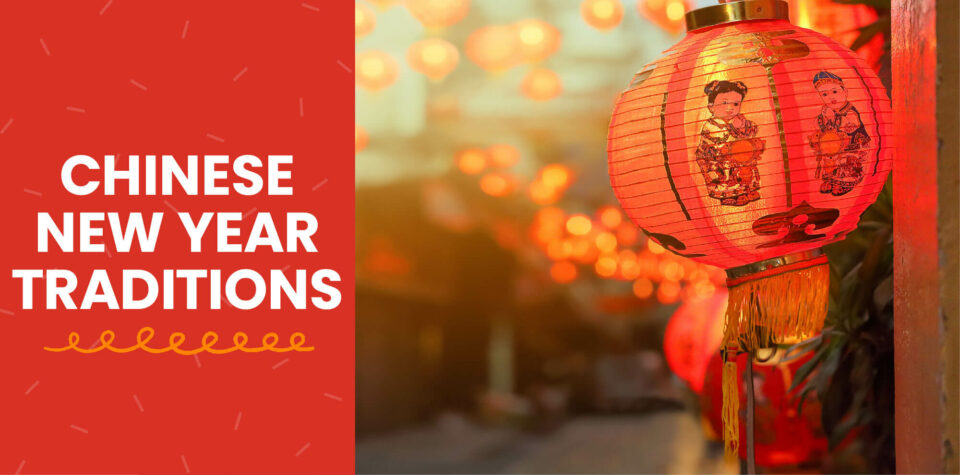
[725,248,824,283]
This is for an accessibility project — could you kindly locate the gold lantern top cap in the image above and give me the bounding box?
[685,0,790,32]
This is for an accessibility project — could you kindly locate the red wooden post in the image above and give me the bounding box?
[891,0,959,473]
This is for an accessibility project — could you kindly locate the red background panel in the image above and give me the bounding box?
[0,1,354,473]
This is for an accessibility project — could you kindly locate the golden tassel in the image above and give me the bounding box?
[719,254,830,458]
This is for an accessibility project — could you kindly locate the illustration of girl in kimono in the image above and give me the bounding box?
[695,80,765,206]
[808,71,870,196]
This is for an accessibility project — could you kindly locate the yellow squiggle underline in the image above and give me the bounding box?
[44,327,315,354]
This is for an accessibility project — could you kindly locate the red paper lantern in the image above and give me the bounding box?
[407,38,459,80]
[701,352,827,467]
[606,0,891,455]
[663,289,726,393]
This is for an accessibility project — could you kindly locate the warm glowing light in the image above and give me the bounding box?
[693,279,716,298]
[637,0,690,34]
[487,144,520,168]
[368,0,398,10]
[466,25,521,72]
[356,50,399,91]
[620,258,640,280]
[456,148,487,175]
[581,0,624,31]
[648,239,666,254]
[661,260,684,282]
[356,2,376,38]
[566,214,592,236]
[616,223,638,247]
[528,180,558,205]
[550,261,577,284]
[405,0,470,28]
[570,238,594,262]
[637,251,659,278]
[535,207,565,226]
[595,232,617,253]
[665,0,685,21]
[657,281,681,304]
[598,206,623,229]
[355,125,369,153]
[480,172,514,197]
[540,164,571,189]
[407,38,459,80]
[514,19,561,62]
[595,255,618,277]
[521,68,562,101]
[546,240,569,260]
[633,278,654,299]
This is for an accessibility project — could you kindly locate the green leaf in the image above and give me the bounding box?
[789,347,825,392]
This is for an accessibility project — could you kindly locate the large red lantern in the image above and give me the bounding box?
[606,0,891,456]
[663,289,726,393]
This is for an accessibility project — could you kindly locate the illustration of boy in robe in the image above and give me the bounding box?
[695,80,765,206]
[808,71,870,196]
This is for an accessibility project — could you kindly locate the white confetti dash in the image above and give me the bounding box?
[0,308,14,316]
[282,264,291,272]
[66,106,86,113]
[130,79,148,91]
[24,380,39,395]
[39,38,51,56]
[233,66,248,82]
[98,0,112,15]
[14,460,25,475]
[23,188,42,196]
[298,97,304,117]
[163,199,178,212]
[312,178,329,191]
[70,424,89,434]
[336,60,352,73]
[295,442,311,457]
[105,247,113,258]
[234,411,243,431]
[181,20,190,39]
[133,394,144,412]
[193,354,202,368]
[0,118,12,134]
[206,132,225,143]
[243,207,258,218]
[272,358,290,370]
[89,338,101,350]
[181,454,190,474]
[324,392,343,402]
[301,2,319,12]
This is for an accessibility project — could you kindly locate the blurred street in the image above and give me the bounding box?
[357,411,736,474]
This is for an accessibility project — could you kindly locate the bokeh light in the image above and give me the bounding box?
[407,38,460,80]
[356,2,377,38]
[486,144,520,168]
[581,0,624,31]
[356,50,399,91]
[633,278,654,299]
[479,172,515,196]
[466,25,521,72]
[550,261,577,283]
[521,68,563,101]
[456,148,488,175]
[566,214,592,236]
[405,0,470,29]
[356,125,369,153]
[515,19,561,63]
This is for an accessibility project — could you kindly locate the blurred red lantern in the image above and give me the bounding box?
[407,38,459,80]
[514,19,561,63]
[521,68,562,101]
[638,0,692,35]
[356,2,376,38]
[486,144,520,168]
[405,0,470,29]
[606,0,891,455]
[479,172,515,197]
[701,352,827,467]
[456,148,487,175]
[356,50,399,91]
[663,289,726,393]
[466,25,522,72]
[581,0,624,31]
